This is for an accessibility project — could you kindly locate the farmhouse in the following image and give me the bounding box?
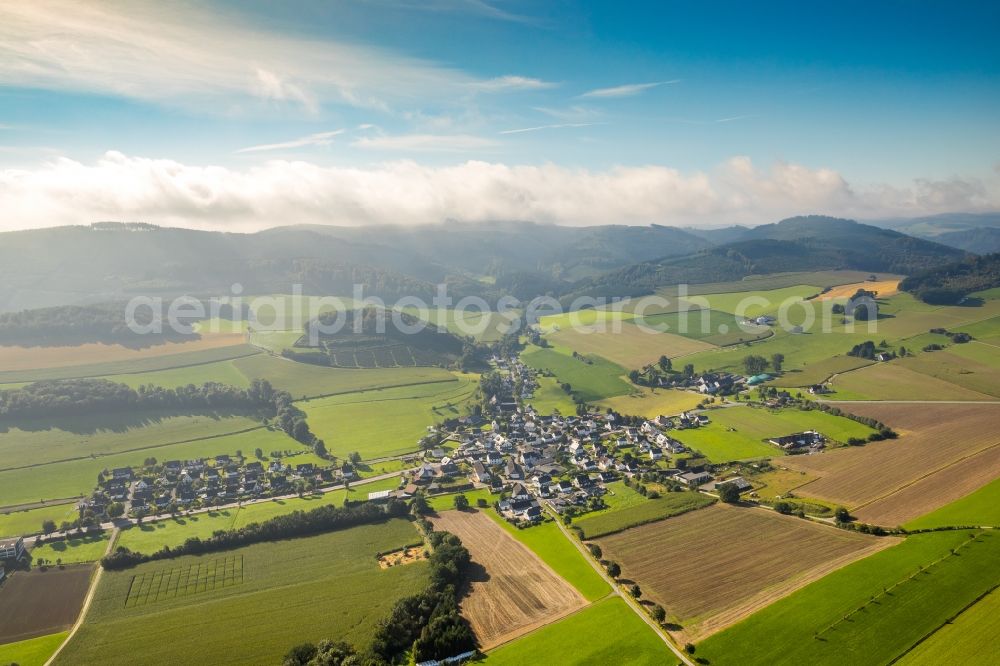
[715,476,752,493]
[678,471,713,487]
[768,430,825,451]
[0,536,25,561]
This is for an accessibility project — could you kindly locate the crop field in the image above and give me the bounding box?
[124,555,244,608]
[575,490,714,538]
[897,350,1000,398]
[486,597,671,665]
[697,531,1000,666]
[0,426,309,510]
[0,412,262,471]
[431,510,587,649]
[521,345,631,402]
[650,271,885,301]
[29,533,110,565]
[897,588,1000,665]
[399,306,513,343]
[547,323,714,368]
[0,631,68,666]
[0,565,93,644]
[904,477,1000,530]
[828,360,996,401]
[784,403,1000,525]
[955,314,1000,342]
[0,332,247,374]
[680,285,821,318]
[0,502,79,539]
[596,388,704,418]
[635,309,772,346]
[597,504,893,641]
[55,519,428,666]
[231,353,456,399]
[0,345,260,384]
[302,377,478,460]
[817,279,900,300]
[526,376,577,416]
[538,308,636,331]
[670,405,874,462]
[767,355,873,387]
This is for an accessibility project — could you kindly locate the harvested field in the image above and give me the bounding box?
[0,333,246,373]
[597,504,894,641]
[430,510,587,650]
[378,546,426,569]
[818,279,900,300]
[548,324,714,368]
[784,403,1000,525]
[0,565,93,643]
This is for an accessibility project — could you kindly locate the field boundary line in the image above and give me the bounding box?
[44,528,118,666]
[290,377,461,402]
[0,425,268,475]
[887,584,999,665]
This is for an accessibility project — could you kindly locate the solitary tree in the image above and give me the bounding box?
[630,584,642,599]
[658,355,672,372]
[770,353,785,373]
[41,519,56,534]
[835,506,852,523]
[453,494,470,511]
[606,561,621,578]
[652,605,667,623]
[718,483,741,504]
[743,355,769,375]
[349,451,363,464]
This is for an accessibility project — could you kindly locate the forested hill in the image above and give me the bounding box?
[900,253,1000,304]
[563,216,968,300]
[0,216,970,312]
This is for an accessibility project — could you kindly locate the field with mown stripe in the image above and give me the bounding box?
[521,344,631,402]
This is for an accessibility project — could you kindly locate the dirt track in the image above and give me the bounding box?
[431,510,586,650]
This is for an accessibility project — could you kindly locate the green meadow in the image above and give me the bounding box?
[575,490,715,539]
[55,519,427,666]
[0,502,80,539]
[698,531,1000,666]
[0,427,314,509]
[232,354,456,399]
[487,597,670,665]
[521,345,632,402]
[0,345,260,384]
[0,632,69,666]
[29,532,110,564]
[634,309,772,346]
[668,405,872,462]
[526,376,579,416]
[896,588,1000,665]
[904,477,1000,530]
[103,359,252,388]
[302,377,478,460]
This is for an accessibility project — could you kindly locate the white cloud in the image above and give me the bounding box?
[2,152,997,233]
[580,80,680,98]
[352,134,499,152]
[0,1,474,114]
[473,75,557,92]
[237,130,346,154]
[499,123,600,135]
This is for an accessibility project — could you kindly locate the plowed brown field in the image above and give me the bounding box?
[431,510,587,650]
[784,403,1000,525]
[0,565,93,643]
[597,504,894,641]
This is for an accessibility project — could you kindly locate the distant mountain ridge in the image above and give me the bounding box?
[0,216,971,312]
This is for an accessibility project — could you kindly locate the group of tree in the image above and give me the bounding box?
[0,378,326,457]
[847,340,879,359]
[901,252,1000,304]
[102,498,407,570]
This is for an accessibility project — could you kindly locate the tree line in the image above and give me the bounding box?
[101,499,408,570]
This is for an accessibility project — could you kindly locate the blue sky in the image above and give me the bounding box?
[0,0,998,230]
